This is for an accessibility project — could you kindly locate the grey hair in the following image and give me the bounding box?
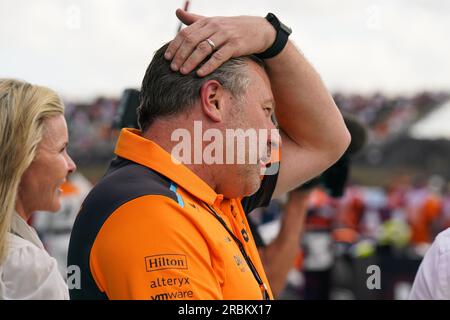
[138,42,264,132]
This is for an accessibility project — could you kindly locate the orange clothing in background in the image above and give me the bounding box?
[409,195,442,244]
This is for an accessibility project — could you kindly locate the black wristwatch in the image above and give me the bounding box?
[255,13,292,60]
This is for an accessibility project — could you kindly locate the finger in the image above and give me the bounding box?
[165,9,206,60]
[164,19,206,62]
[175,8,205,26]
[180,36,225,74]
[197,45,234,77]
[170,26,215,72]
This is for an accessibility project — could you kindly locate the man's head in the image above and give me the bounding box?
[138,43,278,198]
[139,43,258,132]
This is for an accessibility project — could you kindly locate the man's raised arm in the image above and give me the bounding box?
[165,9,351,197]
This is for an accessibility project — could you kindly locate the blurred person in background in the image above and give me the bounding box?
[405,176,443,246]
[248,115,367,299]
[409,226,450,299]
[409,176,450,300]
[0,79,76,299]
[250,187,312,298]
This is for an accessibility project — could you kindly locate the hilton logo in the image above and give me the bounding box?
[145,254,188,272]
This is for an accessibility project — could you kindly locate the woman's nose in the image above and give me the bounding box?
[67,154,77,174]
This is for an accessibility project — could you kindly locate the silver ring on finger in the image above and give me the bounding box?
[206,38,216,51]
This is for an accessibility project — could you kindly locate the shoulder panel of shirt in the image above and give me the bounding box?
[68,157,179,299]
[90,195,223,299]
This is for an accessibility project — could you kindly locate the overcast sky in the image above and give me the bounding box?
[1,0,449,101]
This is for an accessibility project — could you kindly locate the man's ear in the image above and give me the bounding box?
[200,80,225,123]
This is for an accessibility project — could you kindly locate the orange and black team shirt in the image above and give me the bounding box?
[68,128,279,300]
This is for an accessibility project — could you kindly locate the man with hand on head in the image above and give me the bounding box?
[68,9,350,300]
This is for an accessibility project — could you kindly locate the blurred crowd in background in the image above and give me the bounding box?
[334,91,449,144]
[32,90,450,300]
[251,173,450,300]
[63,91,449,171]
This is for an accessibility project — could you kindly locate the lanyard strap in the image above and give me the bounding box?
[203,203,270,300]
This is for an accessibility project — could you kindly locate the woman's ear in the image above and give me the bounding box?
[200,80,224,123]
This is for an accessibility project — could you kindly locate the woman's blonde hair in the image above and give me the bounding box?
[0,79,64,263]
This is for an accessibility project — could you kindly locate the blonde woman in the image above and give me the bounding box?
[0,79,76,299]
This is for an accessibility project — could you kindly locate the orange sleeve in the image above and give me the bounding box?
[90,195,222,300]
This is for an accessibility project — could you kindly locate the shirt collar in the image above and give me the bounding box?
[115,128,218,205]
[10,212,45,250]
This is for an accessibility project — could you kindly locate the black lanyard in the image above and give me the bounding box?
[203,202,270,300]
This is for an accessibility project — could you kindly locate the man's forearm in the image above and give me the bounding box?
[164,10,351,189]
[266,41,350,161]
